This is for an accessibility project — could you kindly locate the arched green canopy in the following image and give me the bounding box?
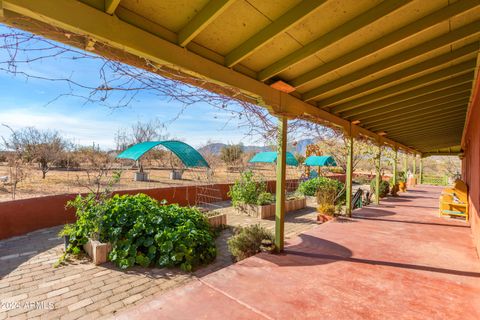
[249,151,298,166]
[116,141,209,168]
[304,155,337,167]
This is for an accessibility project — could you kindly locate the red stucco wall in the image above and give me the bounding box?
[463,71,480,257]
[0,178,307,240]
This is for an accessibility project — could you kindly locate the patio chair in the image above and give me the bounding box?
[352,188,363,209]
[439,179,468,222]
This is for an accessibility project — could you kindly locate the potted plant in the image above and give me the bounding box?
[316,184,337,222]
[398,171,407,192]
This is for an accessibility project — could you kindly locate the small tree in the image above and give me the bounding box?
[220,144,243,167]
[1,124,27,199]
[2,126,68,179]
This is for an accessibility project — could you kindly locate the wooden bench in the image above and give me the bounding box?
[439,179,468,222]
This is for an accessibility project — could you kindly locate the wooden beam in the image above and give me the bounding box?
[305,39,479,103]
[0,0,418,155]
[339,73,473,118]
[177,0,235,47]
[256,0,411,81]
[104,0,120,15]
[360,94,470,125]
[331,60,476,114]
[348,83,472,121]
[389,124,465,138]
[225,0,326,67]
[285,0,479,87]
[275,116,287,252]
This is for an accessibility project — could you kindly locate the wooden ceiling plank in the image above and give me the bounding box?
[306,38,479,103]
[225,0,327,67]
[288,0,479,88]
[177,0,235,47]
[348,83,472,120]
[256,0,411,81]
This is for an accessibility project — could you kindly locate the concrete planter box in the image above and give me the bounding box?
[134,172,149,181]
[169,170,183,180]
[237,198,306,219]
[206,213,227,228]
[83,239,112,265]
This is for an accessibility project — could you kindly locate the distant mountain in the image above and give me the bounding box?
[198,138,314,156]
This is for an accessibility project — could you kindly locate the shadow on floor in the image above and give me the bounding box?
[354,216,470,228]
[259,234,480,278]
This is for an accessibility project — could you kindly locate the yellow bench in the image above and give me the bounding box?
[439,179,468,222]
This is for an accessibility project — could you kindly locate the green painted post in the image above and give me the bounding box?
[419,158,423,184]
[375,145,381,205]
[392,149,397,186]
[403,154,408,174]
[413,154,417,185]
[275,116,287,252]
[345,134,353,217]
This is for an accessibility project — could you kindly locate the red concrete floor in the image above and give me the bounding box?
[117,185,480,320]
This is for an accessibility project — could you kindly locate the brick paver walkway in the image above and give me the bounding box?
[0,201,320,319]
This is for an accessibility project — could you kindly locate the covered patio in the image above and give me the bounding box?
[0,0,479,318]
[118,185,480,319]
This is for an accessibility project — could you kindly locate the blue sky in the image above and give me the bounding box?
[0,26,261,149]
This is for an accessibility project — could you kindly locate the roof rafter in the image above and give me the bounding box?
[338,72,474,118]
[104,0,120,15]
[365,101,468,130]
[304,35,480,103]
[177,0,235,47]
[350,83,472,120]
[256,0,411,81]
[287,0,479,88]
[386,118,466,136]
[0,0,418,155]
[369,108,467,132]
[332,60,476,114]
[361,95,470,125]
[224,0,327,67]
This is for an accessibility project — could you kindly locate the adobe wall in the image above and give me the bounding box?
[0,177,312,240]
[462,71,480,257]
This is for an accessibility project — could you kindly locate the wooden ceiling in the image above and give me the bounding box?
[1,0,479,154]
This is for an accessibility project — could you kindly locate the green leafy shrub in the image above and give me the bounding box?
[228,171,273,207]
[297,177,345,202]
[227,224,275,261]
[66,193,216,271]
[257,191,274,205]
[370,179,390,198]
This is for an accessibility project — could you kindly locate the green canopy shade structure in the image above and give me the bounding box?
[249,151,298,166]
[116,141,209,168]
[304,156,337,167]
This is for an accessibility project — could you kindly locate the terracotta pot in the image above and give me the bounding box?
[317,213,334,223]
[399,181,407,192]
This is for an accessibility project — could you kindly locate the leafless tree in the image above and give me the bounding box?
[1,124,26,199]
[2,126,69,179]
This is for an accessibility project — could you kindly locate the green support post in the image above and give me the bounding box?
[403,154,408,174]
[413,154,417,185]
[275,116,287,252]
[345,134,354,217]
[375,145,381,205]
[419,157,423,184]
[392,148,397,186]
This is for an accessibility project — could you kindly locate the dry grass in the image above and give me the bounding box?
[0,163,302,202]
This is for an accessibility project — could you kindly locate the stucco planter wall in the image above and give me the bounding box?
[236,197,306,219]
[83,239,112,265]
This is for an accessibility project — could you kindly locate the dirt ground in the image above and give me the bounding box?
[0,163,304,202]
